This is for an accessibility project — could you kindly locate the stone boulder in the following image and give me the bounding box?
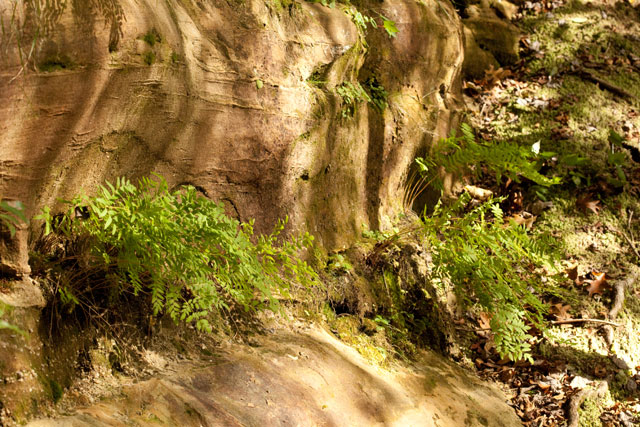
[0,0,464,261]
[462,25,501,79]
[462,1,521,78]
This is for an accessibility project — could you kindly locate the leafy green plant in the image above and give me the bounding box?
[0,199,27,336]
[345,8,377,35]
[142,29,161,46]
[36,175,318,332]
[0,200,27,236]
[362,76,388,113]
[336,81,371,118]
[362,224,399,242]
[0,304,25,335]
[550,151,590,188]
[408,124,566,361]
[606,129,629,187]
[379,14,398,38]
[337,78,390,118]
[422,192,559,361]
[142,51,155,65]
[417,123,561,188]
[307,1,397,38]
[326,253,353,274]
[309,0,335,8]
[344,7,397,39]
[49,379,63,403]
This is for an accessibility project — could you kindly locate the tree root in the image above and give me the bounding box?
[576,69,636,100]
[566,381,609,427]
[565,267,638,425]
[602,271,638,347]
[551,318,621,327]
[618,231,640,260]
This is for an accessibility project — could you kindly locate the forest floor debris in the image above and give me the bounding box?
[462,0,640,423]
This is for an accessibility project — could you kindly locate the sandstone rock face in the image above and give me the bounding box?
[461,0,520,79]
[463,2,520,69]
[28,326,522,427]
[0,0,463,258]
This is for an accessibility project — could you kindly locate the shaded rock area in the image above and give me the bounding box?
[0,0,464,256]
[461,0,521,78]
[0,0,528,424]
[28,326,521,427]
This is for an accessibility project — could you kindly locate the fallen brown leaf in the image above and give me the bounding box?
[465,185,493,201]
[584,272,609,296]
[481,65,512,88]
[549,303,572,321]
[594,365,607,378]
[551,127,573,140]
[478,312,492,330]
[537,382,551,392]
[548,98,562,109]
[555,111,569,124]
[576,194,601,214]
[508,213,537,229]
[565,266,579,282]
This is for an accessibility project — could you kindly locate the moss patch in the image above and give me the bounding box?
[578,397,603,427]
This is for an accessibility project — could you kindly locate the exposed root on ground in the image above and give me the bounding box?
[566,380,609,427]
[602,270,638,348]
[573,69,636,101]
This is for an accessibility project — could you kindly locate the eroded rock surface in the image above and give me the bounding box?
[28,327,521,427]
[0,1,520,424]
[0,0,463,255]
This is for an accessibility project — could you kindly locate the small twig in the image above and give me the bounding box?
[9,30,37,84]
[454,325,492,332]
[616,229,640,260]
[382,271,391,300]
[551,318,621,327]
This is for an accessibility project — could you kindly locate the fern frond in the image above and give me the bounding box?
[422,190,559,361]
[36,175,320,331]
[416,124,561,189]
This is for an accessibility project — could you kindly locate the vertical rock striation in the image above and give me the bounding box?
[0,0,464,255]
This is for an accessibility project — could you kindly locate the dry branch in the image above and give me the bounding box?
[602,271,638,347]
[551,318,621,327]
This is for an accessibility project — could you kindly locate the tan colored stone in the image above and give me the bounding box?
[491,0,519,20]
[28,326,522,426]
[462,25,501,79]
[0,226,30,278]
[0,0,464,254]
[0,278,45,308]
[464,14,521,65]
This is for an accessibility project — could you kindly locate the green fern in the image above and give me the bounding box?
[362,76,388,113]
[423,192,559,362]
[36,175,318,332]
[418,123,561,188]
[342,6,398,40]
[336,81,371,118]
[1,200,27,236]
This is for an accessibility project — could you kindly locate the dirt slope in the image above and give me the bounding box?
[28,326,520,427]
